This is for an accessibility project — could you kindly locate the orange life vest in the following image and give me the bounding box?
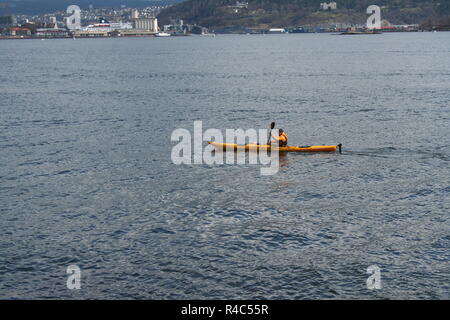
[278,132,288,146]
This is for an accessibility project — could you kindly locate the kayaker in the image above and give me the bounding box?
[271,129,288,147]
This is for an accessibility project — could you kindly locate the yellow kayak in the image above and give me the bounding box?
[208,142,342,153]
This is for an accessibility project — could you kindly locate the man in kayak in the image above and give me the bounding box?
[271,129,288,147]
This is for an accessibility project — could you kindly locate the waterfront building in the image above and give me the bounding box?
[5,27,31,37]
[36,28,70,38]
[268,28,286,34]
[74,29,108,37]
[132,18,158,32]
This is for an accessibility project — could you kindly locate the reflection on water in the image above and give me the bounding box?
[279,152,289,168]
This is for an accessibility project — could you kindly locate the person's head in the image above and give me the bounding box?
[279,129,284,135]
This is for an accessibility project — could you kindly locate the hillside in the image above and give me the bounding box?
[0,0,183,15]
[157,0,450,30]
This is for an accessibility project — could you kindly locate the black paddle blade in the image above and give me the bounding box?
[266,122,276,145]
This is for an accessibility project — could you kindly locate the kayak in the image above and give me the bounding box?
[208,142,342,153]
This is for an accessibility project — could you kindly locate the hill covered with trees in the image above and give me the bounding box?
[0,0,182,15]
[157,0,450,30]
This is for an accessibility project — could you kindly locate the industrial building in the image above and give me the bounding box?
[132,18,158,32]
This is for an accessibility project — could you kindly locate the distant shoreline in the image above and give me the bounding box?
[2,29,446,40]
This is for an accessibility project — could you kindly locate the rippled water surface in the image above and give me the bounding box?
[0,33,449,299]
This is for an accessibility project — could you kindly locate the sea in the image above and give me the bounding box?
[0,33,449,299]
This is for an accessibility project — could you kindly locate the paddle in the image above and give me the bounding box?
[266,122,275,146]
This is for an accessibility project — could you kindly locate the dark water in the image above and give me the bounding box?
[0,33,449,299]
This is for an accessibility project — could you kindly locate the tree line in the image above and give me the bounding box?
[157,0,450,26]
